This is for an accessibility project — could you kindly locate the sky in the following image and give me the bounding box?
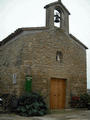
[0,0,90,88]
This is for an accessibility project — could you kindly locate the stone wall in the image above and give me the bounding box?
[0,28,87,108]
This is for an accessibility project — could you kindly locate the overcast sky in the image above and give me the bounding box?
[0,0,90,88]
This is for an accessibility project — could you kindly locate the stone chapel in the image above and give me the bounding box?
[0,0,88,109]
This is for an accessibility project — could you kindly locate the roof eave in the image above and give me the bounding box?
[0,28,23,46]
[0,27,48,47]
[70,34,88,49]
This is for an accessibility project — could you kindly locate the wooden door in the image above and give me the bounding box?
[50,78,66,109]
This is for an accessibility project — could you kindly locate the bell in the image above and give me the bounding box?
[54,14,60,23]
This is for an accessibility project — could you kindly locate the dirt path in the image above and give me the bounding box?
[0,110,90,120]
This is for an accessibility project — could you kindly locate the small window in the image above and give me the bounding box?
[56,51,63,63]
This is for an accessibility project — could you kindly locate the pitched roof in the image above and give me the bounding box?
[0,27,88,50]
[69,34,88,49]
[0,29,23,46]
[44,1,70,15]
[0,27,48,46]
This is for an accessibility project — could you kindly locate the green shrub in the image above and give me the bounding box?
[17,92,48,116]
[79,93,90,108]
[70,96,80,108]
[1,94,18,112]
[70,93,90,108]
